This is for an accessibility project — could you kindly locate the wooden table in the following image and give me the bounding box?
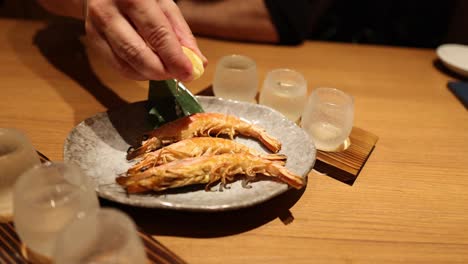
[1,18,468,263]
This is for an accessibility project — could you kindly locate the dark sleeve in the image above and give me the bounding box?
[264,0,333,45]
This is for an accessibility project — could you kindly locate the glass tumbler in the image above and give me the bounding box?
[0,128,40,222]
[54,208,147,264]
[13,162,99,259]
[301,88,354,151]
[212,54,258,102]
[259,68,307,122]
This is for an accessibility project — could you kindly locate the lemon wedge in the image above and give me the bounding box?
[182,46,204,81]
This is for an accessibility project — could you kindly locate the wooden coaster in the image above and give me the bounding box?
[313,127,378,185]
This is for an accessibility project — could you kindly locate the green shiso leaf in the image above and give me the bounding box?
[147,80,204,128]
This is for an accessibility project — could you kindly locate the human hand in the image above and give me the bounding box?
[85,0,207,81]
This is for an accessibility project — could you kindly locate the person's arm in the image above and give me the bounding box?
[177,0,279,43]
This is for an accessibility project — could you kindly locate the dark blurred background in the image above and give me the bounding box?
[310,0,468,48]
[0,0,50,20]
[0,0,467,48]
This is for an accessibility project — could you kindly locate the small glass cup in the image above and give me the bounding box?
[259,68,307,122]
[54,208,147,264]
[301,88,354,152]
[0,128,41,222]
[213,54,258,103]
[13,162,99,259]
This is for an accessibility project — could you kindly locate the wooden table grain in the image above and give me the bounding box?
[1,18,468,263]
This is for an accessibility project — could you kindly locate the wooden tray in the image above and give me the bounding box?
[313,127,378,185]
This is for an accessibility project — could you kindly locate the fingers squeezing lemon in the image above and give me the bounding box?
[182,46,204,81]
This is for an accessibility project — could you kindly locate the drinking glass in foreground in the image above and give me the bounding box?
[213,54,258,103]
[54,208,147,264]
[13,162,99,259]
[301,88,354,151]
[0,128,40,222]
[259,68,307,122]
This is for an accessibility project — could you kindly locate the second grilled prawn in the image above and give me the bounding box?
[127,137,286,175]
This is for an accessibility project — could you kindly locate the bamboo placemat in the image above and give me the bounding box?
[0,152,187,264]
[0,221,186,264]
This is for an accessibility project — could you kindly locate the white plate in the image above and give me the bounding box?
[436,44,468,77]
[63,96,316,211]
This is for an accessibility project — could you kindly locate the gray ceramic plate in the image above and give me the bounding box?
[64,96,316,211]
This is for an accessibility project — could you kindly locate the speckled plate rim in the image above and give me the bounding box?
[63,96,316,211]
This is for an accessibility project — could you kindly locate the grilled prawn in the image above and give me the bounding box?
[126,113,281,160]
[127,137,286,175]
[117,154,305,193]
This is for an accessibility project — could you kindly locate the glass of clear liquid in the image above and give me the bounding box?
[54,208,147,264]
[259,68,307,122]
[213,54,258,103]
[13,162,99,259]
[0,128,40,222]
[301,88,354,151]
